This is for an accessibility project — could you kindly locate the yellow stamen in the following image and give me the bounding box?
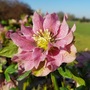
[33,29,51,50]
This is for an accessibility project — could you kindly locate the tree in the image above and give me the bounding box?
[0,0,33,20]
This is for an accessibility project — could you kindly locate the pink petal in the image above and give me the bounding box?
[57,15,69,39]
[22,60,35,71]
[51,51,63,67]
[71,24,76,32]
[12,51,35,71]
[21,24,33,38]
[32,48,46,69]
[62,31,73,45]
[33,12,44,33]
[43,13,60,35]
[13,51,33,61]
[56,31,73,48]
[60,44,77,63]
[10,33,35,51]
[46,56,58,71]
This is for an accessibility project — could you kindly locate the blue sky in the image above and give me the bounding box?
[20,0,90,18]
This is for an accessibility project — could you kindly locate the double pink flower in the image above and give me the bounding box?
[10,12,77,76]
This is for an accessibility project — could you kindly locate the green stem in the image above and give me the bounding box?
[51,73,59,90]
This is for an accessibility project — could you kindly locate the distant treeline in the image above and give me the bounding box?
[57,12,90,22]
[0,0,90,23]
[0,0,33,21]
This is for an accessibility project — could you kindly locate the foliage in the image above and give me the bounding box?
[0,12,90,90]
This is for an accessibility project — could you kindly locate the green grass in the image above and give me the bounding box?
[68,21,90,52]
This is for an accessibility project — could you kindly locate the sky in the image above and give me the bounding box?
[20,0,90,18]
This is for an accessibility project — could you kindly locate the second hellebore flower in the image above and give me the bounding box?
[10,12,77,76]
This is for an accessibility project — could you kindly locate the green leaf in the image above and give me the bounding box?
[5,64,18,74]
[58,67,72,78]
[72,75,85,86]
[4,64,18,81]
[5,73,10,81]
[17,71,31,81]
[75,85,86,90]
[10,87,18,90]
[58,67,85,86]
[0,41,18,58]
[60,87,68,90]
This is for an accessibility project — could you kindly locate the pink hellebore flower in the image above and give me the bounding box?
[10,12,77,76]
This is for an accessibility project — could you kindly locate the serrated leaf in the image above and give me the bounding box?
[17,71,31,81]
[0,41,18,58]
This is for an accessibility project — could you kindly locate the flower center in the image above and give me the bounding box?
[33,29,51,50]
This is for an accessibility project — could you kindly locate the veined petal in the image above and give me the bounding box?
[33,12,44,33]
[12,51,33,62]
[60,44,77,63]
[46,56,59,71]
[22,60,35,71]
[10,33,35,51]
[32,61,51,76]
[12,50,35,71]
[56,31,73,48]
[50,51,63,67]
[32,48,46,69]
[21,24,33,37]
[57,15,69,39]
[43,13,60,35]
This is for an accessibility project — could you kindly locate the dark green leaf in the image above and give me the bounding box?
[10,87,18,90]
[51,73,59,90]
[60,87,68,90]
[75,85,86,90]
[17,71,31,81]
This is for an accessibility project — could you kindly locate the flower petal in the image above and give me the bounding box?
[33,12,44,33]
[21,24,33,38]
[32,61,51,76]
[43,13,60,35]
[32,48,46,69]
[57,15,69,39]
[56,31,73,48]
[51,51,63,67]
[12,51,35,71]
[60,44,77,63]
[22,60,35,71]
[71,24,76,32]
[10,33,35,51]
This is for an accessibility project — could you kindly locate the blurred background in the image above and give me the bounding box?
[0,0,90,51]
